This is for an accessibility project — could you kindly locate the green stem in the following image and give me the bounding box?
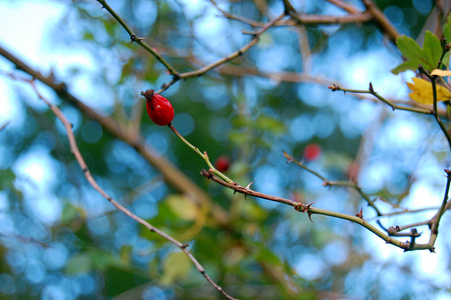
[168,123,235,184]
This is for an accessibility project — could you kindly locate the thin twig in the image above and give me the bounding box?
[0,44,231,226]
[361,0,400,44]
[282,151,383,216]
[200,169,434,251]
[177,13,286,80]
[329,84,434,115]
[24,78,237,300]
[325,0,361,14]
[428,169,451,248]
[168,123,234,184]
[96,0,179,77]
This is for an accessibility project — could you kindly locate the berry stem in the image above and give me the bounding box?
[168,123,235,184]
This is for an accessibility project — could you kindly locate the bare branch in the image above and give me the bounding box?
[19,77,237,300]
[200,170,433,251]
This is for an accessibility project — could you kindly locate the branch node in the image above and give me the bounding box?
[129,34,146,45]
[356,207,364,221]
[328,84,340,91]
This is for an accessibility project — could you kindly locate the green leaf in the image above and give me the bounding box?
[0,169,15,189]
[445,13,451,39]
[392,32,444,74]
[444,17,451,67]
[423,31,442,70]
[443,52,450,67]
[391,60,421,75]
[396,35,423,62]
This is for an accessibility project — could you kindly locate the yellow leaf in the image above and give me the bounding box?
[166,194,199,221]
[407,77,451,104]
[431,69,451,77]
[160,252,191,285]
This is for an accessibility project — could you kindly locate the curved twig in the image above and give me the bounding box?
[20,76,237,300]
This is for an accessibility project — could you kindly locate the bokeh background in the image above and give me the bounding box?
[0,0,450,299]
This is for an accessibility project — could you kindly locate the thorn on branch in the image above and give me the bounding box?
[181,243,189,249]
[328,84,340,91]
[200,169,213,179]
[129,34,146,45]
[307,211,314,223]
[294,201,315,222]
[356,207,364,221]
[369,82,374,93]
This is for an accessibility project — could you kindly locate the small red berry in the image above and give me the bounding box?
[142,89,174,126]
[303,143,321,161]
[215,156,230,172]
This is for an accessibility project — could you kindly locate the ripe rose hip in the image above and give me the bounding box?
[142,89,174,126]
[303,143,321,161]
[214,156,230,172]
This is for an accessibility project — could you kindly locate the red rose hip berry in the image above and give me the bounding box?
[214,156,230,172]
[142,89,174,126]
[303,143,321,162]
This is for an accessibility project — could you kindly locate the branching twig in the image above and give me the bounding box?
[0,44,232,226]
[176,13,286,80]
[200,170,435,251]
[21,77,237,300]
[96,0,180,78]
[282,151,383,216]
[329,83,434,115]
[168,123,234,184]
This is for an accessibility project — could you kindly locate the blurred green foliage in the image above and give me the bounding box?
[0,0,450,299]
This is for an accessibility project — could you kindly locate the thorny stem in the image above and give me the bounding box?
[168,123,235,184]
[328,84,433,114]
[200,170,434,251]
[283,151,382,216]
[21,77,237,300]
